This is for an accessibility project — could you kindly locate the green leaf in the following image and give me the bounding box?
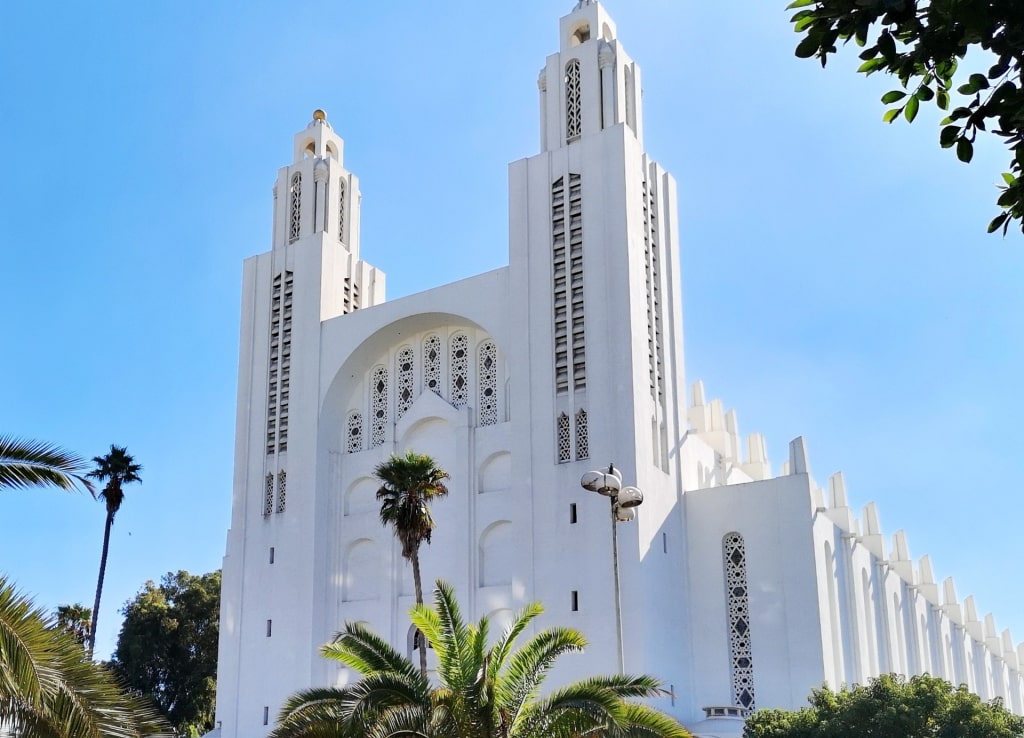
[905,96,920,122]
[883,108,902,123]
[881,90,906,104]
[940,125,959,147]
[857,58,885,74]
[878,31,895,58]
[936,90,949,110]
[785,0,815,8]
[957,138,974,163]
[1002,173,1016,186]
[795,35,821,59]
[987,212,1010,233]
[969,73,990,91]
[914,86,934,102]
[795,16,816,31]
[957,83,975,95]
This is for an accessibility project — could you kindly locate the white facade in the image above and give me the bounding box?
[214,4,1024,737]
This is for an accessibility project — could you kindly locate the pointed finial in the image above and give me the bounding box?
[313,109,327,122]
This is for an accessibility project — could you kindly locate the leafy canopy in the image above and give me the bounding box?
[272,580,691,738]
[111,570,221,738]
[789,0,1024,234]
[744,673,1024,738]
[374,451,450,560]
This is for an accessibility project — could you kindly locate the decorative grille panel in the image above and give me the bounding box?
[478,340,498,426]
[450,333,469,408]
[370,366,389,448]
[263,473,274,517]
[423,335,442,397]
[338,178,346,242]
[723,532,755,712]
[276,470,287,514]
[289,173,302,243]
[396,347,415,419]
[346,411,363,453]
[557,413,571,463]
[565,59,582,141]
[575,408,589,460]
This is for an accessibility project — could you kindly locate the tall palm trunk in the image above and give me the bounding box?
[410,548,427,675]
[88,509,114,658]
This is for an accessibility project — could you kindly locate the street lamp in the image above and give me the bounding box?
[580,463,643,673]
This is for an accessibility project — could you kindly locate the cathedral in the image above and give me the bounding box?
[213,3,1024,736]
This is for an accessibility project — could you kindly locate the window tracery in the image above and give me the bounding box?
[423,335,442,397]
[557,413,571,463]
[575,408,589,460]
[450,333,469,408]
[263,473,274,517]
[565,59,582,140]
[338,178,346,242]
[478,340,498,426]
[276,470,287,513]
[347,411,363,453]
[724,532,755,712]
[396,347,415,419]
[289,173,302,242]
[371,365,389,448]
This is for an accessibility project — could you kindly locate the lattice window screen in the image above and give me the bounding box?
[575,408,589,460]
[346,411,363,453]
[724,533,755,712]
[478,340,498,426]
[338,178,346,242]
[552,177,569,393]
[396,347,415,419]
[423,335,442,397]
[557,413,572,463]
[370,366,389,448]
[263,473,274,517]
[450,334,469,408]
[276,470,287,514]
[278,273,293,453]
[289,173,302,242]
[568,174,586,391]
[565,59,582,140]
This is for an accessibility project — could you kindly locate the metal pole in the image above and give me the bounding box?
[610,494,625,674]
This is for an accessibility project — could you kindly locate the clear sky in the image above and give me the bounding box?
[1,0,1022,664]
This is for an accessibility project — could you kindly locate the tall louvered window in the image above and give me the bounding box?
[289,173,302,242]
[552,177,569,393]
[267,272,293,455]
[567,174,586,391]
[565,59,582,141]
[478,340,498,426]
[370,366,389,448]
[724,532,755,712]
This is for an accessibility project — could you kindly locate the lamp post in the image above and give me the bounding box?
[580,463,643,674]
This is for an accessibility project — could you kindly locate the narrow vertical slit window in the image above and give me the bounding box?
[565,59,582,141]
[663,532,668,553]
[570,503,578,524]
[266,619,273,637]
[269,547,275,564]
[263,707,269,726]
[288,173,302,242]
[571,590,579,611]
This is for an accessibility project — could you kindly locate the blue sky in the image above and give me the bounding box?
[1,0,1022,664]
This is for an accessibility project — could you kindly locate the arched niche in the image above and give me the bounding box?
[342,539,379,602]
[345,476,378,516]
[400,417,452,464]
[478,451,511,494]
[479,520,514,587]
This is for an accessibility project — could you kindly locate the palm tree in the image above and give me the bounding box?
[55,603,92,648]
[0,435,94,494]
[374,450,449,674]
[271,580,691,738]
[86,445,142,658]
[0,575,171,738]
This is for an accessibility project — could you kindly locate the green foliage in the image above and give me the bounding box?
[56,603,92,647]
[0,575,172,738]
[744,673,1024,738]
[111,570,221,738]
[789,0,1024,234]
[272,580,690,738]
[0,435,94,494]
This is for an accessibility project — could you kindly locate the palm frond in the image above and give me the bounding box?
[321,623,421,682]
[486,601,543,682]
[0,436,94,494]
